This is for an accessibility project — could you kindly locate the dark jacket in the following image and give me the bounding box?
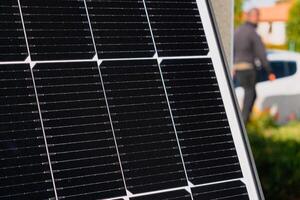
[234,22,272,73]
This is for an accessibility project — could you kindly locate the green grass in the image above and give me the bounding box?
[247,113,300,200]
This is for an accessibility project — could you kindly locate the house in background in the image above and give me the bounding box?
[256,1,292,46]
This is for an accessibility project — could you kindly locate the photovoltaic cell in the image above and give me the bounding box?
[191,180,249,200]
[145,0,209,57]
[130,189,192,200]
[0,64,55,199]
[33,62,126,199]
[161,58,243,185]
[100,59,187,194]
[0,1,28,61]
[19,0,95,61]
[86,0,155,59]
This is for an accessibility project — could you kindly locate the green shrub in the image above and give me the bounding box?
[247,115,300,200]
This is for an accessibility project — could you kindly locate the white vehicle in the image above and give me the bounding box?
[235,50,300,123]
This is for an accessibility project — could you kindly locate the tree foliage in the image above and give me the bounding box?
[287,0,300,52]
[234,0,244,28]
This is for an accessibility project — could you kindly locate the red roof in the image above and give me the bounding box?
[258,3,292,22]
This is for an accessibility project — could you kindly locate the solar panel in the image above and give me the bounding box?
[32,62,126,199]
[130,189,192,200]
[191,180,249,200]
[161,58,243,185]
[0,64,55,199]
[0,0,264,200]
[144,0,209,57]
[0,1,28,61]
[100,59,187,193]
[19,0,95,61]
[85,0,155,59]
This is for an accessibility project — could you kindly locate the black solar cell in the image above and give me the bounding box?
[130,189,192,200]
[33,62,126,199]
[100,59,187,194]
[161,58,243,185]
[0,64,55,199]
[145,0,209,57]
[19,0,95,61]
[0,1,28,61]
[86,0,155,59]
[192,180,249,200]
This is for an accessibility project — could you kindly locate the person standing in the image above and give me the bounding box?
[233,8,276,124]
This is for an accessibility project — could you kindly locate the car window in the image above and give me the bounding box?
[257,61,297,82]
[287,62,297,75]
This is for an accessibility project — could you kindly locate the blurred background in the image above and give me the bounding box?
[214,0,300,199]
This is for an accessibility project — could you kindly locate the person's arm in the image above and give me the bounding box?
[253,33,271,72]
[253,33,276,80]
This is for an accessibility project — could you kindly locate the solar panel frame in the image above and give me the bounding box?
[0,0,265,199]
[203,1,264,199]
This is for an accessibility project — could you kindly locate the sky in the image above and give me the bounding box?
[244,0,276,11]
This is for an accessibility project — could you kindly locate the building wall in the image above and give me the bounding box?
[257,21,287,45]
[210,0,234,66]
